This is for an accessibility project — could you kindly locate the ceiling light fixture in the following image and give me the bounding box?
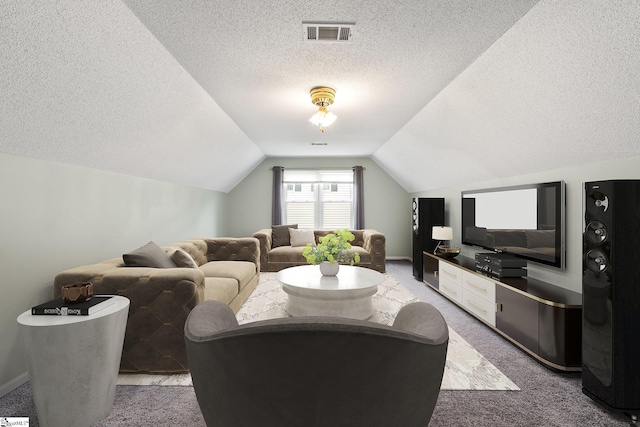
[309,87,337,132]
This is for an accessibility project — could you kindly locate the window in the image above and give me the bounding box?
[283,170,353,229]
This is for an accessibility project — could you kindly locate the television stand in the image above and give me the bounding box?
[423,252,582,371]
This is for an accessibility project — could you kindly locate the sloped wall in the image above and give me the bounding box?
[0,0,263,193]
[376,0,640,192]
[0,152,226,395]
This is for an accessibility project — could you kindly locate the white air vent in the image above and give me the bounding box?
[303,22,355,42]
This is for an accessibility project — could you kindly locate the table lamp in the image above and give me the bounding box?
[432,226,453,254]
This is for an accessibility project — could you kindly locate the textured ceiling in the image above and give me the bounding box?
[0,0,264,192]
[121,0,540,157]
[1,1,639,193]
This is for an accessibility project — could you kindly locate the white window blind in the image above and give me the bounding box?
[283,170,353,229]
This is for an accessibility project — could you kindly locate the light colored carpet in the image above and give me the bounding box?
[118,272,519,391]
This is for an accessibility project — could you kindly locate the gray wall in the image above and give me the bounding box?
[411,155,640,294]
[225,157,411,258]
[0,153,227,394]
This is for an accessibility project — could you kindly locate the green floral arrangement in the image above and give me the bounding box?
[302,229,361,265]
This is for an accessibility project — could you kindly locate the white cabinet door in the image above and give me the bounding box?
[462,288,497,326]
[438,261,463,284]
[438,261,463,304]
[439,276,463,304]
[461,271,496,326]
[462,272,496,302]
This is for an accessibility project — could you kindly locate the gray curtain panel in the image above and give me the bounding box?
[272,166,284,225]
[353,165,365,229]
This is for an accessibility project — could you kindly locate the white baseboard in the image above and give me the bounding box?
[0,372,29,398]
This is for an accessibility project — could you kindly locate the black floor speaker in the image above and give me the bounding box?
[582,180,640,420]
[412,198,445,280]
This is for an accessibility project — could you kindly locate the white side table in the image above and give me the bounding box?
[17,296,129,427]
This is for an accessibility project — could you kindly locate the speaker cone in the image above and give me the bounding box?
[586,191,609,215]
[586,221,608,244]
[586,249,608,272]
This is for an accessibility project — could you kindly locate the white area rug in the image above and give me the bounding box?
[118,272,519,391]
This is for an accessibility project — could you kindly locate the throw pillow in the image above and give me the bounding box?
[289,228,316,247]
[166,248,199,269]
[272,224,298,248]
[123,241,177,268]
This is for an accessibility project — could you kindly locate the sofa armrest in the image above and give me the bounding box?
[54,266,206,306]
[204,237,261,272]
[362,229,386,273]
[252,229,272,270]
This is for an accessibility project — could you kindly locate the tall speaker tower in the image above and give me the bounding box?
[582,180,640,420]
[412,198,445,280]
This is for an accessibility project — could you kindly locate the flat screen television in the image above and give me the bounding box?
[461,181,565,269]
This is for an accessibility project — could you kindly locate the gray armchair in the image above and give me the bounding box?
[184,300,449,426]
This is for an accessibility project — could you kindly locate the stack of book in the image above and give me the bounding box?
[32,295,115,316]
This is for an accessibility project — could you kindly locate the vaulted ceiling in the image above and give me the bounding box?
[2,1,639,193]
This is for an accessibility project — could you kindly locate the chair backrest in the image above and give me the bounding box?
[185,300,448,427]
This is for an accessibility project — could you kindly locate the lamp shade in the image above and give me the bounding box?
[432,226,453,241]
[309,109,337,128]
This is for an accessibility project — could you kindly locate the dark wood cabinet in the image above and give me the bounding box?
[496,286,539,354]
[537,303,582,368]
[423,252,582,371]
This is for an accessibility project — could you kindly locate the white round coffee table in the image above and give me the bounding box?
[276,265,385,319]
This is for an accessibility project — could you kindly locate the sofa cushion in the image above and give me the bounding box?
[166,240,208,266]
[289,228,316,247]
[269,246,370,264]
[313,229,364,246]
[199,261,257,292]
[204,277,238,305]
[167,248,199,269]
[269,246,308,263]
[123,241,177,268]
[272,224,297,248]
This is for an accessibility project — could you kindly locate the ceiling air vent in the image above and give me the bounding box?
[303,22,355,42]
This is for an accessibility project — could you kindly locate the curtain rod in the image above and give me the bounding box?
[270,166,365,170]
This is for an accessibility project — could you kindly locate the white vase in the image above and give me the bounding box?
[319,261,339,276]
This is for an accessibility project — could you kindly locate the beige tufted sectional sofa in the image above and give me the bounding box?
[53,237,260,374]
[252,228,386,273]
